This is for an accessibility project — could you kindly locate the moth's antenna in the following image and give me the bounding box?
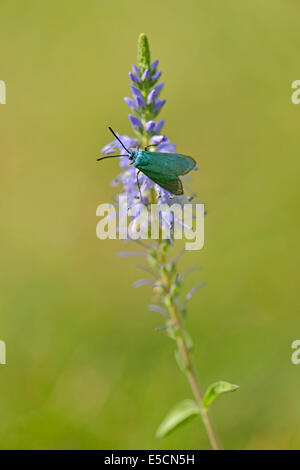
[97,155,128,162]
[109,127,130,154]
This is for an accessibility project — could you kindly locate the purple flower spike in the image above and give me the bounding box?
[128,114,143,130]
[153,82,164,96]
[136,95,145,108]
[101,39,202,416]
[147,89,157,104]
[129,72,140,84]
[145,120,156,133]
[124,97,137,110]
[142,69,150,81]
[154,119,165,133]
[151,59,159,70]
[132,64,139,75]
[102,39,186,208]
[153,99,166,113]
[152,71,161,82]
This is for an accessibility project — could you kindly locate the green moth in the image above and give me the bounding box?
[98,127,196,196]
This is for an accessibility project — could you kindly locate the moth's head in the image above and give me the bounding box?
[128,151,136,161]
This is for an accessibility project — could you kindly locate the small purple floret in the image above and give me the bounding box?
[153,99,166,113]
[130,86,143,100]
[136,95,145,108]
[154,119,165,133]
[152,71,161,82]
[147,89,156,104]
[141,69,150,81]
[129,72,140,84]
[153,82,164,96]
[128,114,143,130]
[151,60,159,70]
[132,64,139,75]
[145,121,156,133]
[124,97,137,110]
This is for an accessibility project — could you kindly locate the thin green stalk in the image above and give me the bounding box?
[157,245,222,450]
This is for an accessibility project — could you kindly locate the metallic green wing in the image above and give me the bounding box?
[134,151,196,195]
[142,170,184,195]
[141,151,196,176]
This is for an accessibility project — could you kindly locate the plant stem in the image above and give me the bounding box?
[136,95,221,450]
[158,247,222,450]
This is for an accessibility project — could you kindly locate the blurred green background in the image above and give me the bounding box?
[0,0,299,450]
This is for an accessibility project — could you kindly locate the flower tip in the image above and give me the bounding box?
[138,32,148,46]
[137,33,151,73]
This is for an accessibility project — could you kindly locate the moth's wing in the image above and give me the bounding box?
[145,152,196,176]
[140,165,183,195]
[134,151,195,195]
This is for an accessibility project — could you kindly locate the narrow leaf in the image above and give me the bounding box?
[203,381,239,409]
[133,278,154,288]
[148,304,168,319]
[155,399,201,438]
[185,281,206,301]
[180,265,202,282]
[136,264,158,278]
[117,251,147,258]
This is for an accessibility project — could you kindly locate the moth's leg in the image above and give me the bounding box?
[136,170,142,201]
[144,136,164,150]
[144,143,158,151]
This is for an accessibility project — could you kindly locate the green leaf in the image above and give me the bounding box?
[203,381,239,409]
[137,33,151,73]
[155,399,201,438]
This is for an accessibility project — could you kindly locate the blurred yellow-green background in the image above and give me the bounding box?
[0,0,299,450]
